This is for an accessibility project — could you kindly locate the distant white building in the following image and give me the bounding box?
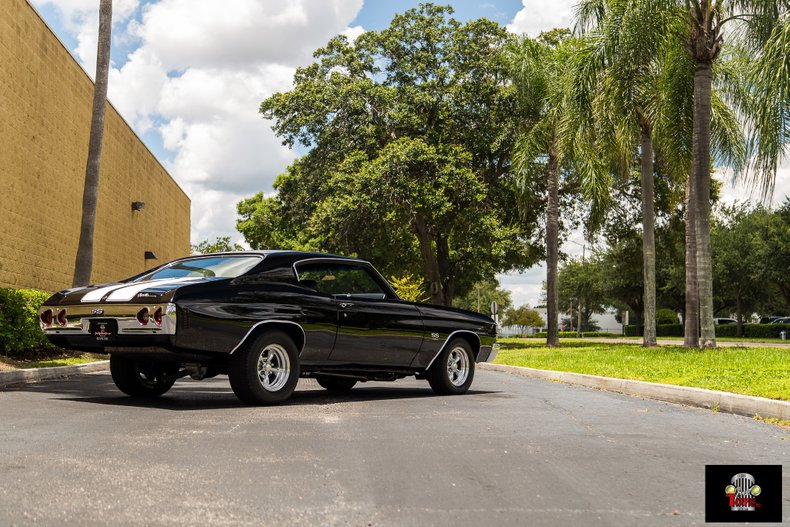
[500,307,623,336]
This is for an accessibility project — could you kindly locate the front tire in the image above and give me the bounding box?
[316,376,357,392]
[228,330,300,405]
[109,355,177,398]
[426,339,475,395]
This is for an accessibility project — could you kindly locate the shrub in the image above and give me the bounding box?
[529,331,619,338]
[624,324,684,337]
[744,323,790,339]
[624,323,790,339]
[714,324,738,337]
[0,288,57,358]
[389,274,430,303]
[656,308,679,325]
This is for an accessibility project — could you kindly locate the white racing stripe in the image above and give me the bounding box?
[104,277,203,302]
[80,283,133,303]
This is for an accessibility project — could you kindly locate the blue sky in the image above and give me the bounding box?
[353,0,524,29]
[29,0,785,307]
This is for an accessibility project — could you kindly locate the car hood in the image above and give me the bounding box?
[46,277,222,305]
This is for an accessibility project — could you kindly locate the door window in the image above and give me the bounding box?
[296,263,389,299]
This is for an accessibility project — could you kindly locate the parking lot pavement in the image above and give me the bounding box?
[0,370,787,526]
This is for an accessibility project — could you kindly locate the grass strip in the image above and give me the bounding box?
[0,353,104,371]
[495,339,790,401]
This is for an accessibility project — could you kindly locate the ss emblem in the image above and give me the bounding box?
[91,308,104,315]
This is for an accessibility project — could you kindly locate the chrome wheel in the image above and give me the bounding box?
[256,344,290,392]
[446,346,469,387]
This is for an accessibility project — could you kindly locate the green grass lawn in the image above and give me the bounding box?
[0,353,104,371]
[495,339,790,401]
[609,335,787,344]
[520,335,788,344]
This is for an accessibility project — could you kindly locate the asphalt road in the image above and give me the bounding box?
[0,370,787,526]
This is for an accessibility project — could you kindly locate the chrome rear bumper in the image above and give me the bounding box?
[39,303,177,336]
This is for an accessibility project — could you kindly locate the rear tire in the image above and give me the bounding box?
[316,376,357,392]
[109,355,177,398]
[228,330,300,405]
[426,338,475,395]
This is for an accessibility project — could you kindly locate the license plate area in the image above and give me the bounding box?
[89,319,117,342]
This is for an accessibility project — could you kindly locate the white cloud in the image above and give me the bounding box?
[717,157,790,208]
[35,0,364,245]
[507,0,576,36]
[342,25,365,42]
[33,0,141,76]
[131,0,363,71]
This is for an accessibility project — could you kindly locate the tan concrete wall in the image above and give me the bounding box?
[0,0,190,293]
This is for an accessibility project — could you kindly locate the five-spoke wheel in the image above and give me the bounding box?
[426,338,475,395]
[228,330,300,405]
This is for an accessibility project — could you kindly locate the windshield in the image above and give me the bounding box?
[135,255,262,282]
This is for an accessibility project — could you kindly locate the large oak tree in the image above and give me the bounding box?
[239,4,541,306]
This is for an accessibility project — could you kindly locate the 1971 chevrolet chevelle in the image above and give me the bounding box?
[39,251,498,405]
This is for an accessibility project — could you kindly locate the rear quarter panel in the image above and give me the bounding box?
[172,281,337,361]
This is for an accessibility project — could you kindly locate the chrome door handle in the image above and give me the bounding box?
[339,302,354,309]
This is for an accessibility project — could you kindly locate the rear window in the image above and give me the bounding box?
[136,256,262,281]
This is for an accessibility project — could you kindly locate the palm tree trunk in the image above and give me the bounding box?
[640,124,657,347]
[692,61,716,349]
[72,0,113,287]
[545,139,560,347]
[683,170,699,348]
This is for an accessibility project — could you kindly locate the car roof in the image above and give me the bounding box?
[180,250,370,268]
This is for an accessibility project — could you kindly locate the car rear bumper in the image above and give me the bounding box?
[476,342,499,363]
[39,303,177,338]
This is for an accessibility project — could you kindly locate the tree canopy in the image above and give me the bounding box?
[453,277,513,314]
[239,4,540,305]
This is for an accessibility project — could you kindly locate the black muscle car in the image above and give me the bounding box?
[39,251,499,404]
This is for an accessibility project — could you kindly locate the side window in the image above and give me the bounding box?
[296,263,389,299]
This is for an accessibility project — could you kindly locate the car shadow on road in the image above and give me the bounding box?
[4,374,502,411]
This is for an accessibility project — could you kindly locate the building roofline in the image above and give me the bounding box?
[23,0,190,203]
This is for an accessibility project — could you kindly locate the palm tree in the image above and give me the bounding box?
[575,0,777,348]
[504,31,593,347]
[574,0,671,346]
[72,0,113,287]
[654,0,788,348]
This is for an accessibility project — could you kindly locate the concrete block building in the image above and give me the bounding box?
[0,0,190,293]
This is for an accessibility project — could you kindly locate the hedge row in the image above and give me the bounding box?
[624,323,790,339]
[528,331,620,338]
[624,324,684,337]
[0,288,56,358]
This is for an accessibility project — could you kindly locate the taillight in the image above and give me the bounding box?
[153,307,163,326]
[40,309,53,327]
[56,309,68,327]
[136,307,150,325]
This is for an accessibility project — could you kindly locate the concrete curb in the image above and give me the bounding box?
[479,362,790,421]
[0,361,109,388]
